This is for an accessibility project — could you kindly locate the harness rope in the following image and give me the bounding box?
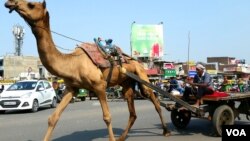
[25,20,84,54]
[24,21,118,85]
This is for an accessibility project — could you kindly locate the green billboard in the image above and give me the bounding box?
[131,23,164,58]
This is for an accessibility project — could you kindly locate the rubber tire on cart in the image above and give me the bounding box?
[171,109,191,129]
[212,105,234,136]
[31,99,39,113]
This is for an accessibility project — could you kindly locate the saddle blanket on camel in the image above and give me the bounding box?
[77,43,131,68]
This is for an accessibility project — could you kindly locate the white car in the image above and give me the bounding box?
[0,79,57,113]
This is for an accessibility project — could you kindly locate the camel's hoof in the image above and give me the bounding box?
[116,135,126,141]
[164,130,171,137]
[115,138,123,141]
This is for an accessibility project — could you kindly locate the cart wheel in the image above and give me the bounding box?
[212,105,234,136]
[171,109,191,129]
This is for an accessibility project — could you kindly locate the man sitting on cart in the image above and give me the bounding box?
[183,63,214,108]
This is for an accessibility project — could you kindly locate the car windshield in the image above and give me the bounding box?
[7,81,37,91]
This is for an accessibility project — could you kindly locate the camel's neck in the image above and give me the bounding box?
[30,18,64,76]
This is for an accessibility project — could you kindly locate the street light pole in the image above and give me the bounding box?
[187,31,191,73]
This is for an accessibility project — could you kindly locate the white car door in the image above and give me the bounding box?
[43,81,54,102]
[36,81,46,106]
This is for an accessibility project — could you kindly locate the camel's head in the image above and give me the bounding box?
[5,0,47,25]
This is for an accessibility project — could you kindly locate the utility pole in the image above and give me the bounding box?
[187,31,191,73]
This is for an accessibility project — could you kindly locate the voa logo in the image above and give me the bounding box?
[226,129,246,136]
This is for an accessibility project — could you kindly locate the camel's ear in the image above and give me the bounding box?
[42,0,46,9]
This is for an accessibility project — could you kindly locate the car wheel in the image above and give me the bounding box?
[51,97,57,108]
[31,99,39,113]
[0,110,6,114]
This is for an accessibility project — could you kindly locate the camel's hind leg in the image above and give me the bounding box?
[134,64,171,136]
[43,88,74,141]
[117,84,137,141]
[142,86,171,136]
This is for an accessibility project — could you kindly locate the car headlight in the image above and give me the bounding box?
[21,92,32,98]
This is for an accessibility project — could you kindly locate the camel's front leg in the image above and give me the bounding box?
[117,87,137,141]
[96,89,116,141]
[43,88,74,141]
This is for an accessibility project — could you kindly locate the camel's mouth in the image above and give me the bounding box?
[5,2,17,13]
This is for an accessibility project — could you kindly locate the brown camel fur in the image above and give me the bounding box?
[5,0,171,141]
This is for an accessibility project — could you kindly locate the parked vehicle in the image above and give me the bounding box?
[77,89,88,101]
[0,79,57,113]
[106,86,123,99]
[89,90,97,100]
[89,86,123,100]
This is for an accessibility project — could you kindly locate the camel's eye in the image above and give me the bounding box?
[27,3,35,9]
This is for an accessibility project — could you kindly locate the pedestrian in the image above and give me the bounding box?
[237,78,244,92]
[220,76,231,92]
[168,77,178,93]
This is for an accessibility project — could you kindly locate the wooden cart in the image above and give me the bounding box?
[165,92,250,136]
[124,72,250,136]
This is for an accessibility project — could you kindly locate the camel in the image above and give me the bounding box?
[5,0,171,141]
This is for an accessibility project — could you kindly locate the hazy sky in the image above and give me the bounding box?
[1,0,250,63]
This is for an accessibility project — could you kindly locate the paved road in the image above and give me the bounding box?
[0,99,249,141]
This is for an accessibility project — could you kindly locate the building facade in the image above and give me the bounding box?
[0,55,51,80]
